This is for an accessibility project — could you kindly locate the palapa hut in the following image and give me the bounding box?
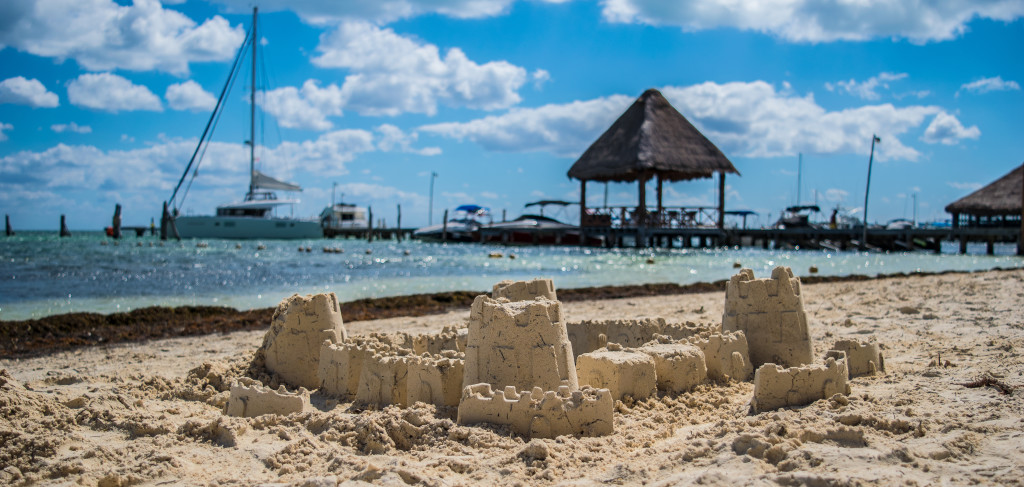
[945,163,1023,228]
[568,88,739,230]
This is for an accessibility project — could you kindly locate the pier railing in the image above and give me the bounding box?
[583,206,721,229]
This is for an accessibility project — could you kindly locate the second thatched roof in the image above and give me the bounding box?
[945,163,1023,216]
[568,88,738,183]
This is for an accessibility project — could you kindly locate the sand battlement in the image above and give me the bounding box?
[567,318,713,359]
[751,356,851,413]
[457,383,613,438]
[831,339,885,378]
[259,293,348,390]
[492,278,557,301]
[723,267,813,368]
[225,378,308,418]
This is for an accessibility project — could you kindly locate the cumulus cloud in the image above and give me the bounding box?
[422,81,979,162]
[532,69,551,89]
[947,181,982,191]
[208,0,517,24]
[166,80,216,111]
[921,111,981,145]
[67,73,163,112]
[825,72,907,100]
[0,122,12,141]
[261,80,345,130]
[958,76,1021,95]
[600,0,1024,43]
[50,122,92,134]
[0,0,245,75]
[420,95,633,156]
[0,76,59,107]
[312,21,527,116]
[374,124,441,156]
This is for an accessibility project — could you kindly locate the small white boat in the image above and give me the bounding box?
[414,205,490,242]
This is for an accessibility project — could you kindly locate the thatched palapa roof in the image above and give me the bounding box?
[944,163,1023,216]
[568,89,739,183]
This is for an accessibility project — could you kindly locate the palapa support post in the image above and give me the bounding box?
[579,180,587,244]
[1019,165,1024,256]
[59,214,71,237]
[5,214,13,236]
[442,209,449,243]
[718,172,726,230]
[636,175,648,248]
[112,204,122,239]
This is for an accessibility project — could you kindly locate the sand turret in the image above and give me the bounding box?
[259,293,348,389]
[722,267,813,368]
[463,295,578,392]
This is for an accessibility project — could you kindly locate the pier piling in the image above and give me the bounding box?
[59,214,71,237]
[5,214,12,236]
[112,204,122,239]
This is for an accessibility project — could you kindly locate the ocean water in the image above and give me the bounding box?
[1,231,1021,320]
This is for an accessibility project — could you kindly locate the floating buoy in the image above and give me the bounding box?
[257,244,267,250]
[489,251,503,258]
[403,250,411,256]
[148,242,154,247]
[809,265,819,273]
[365,249,372,254]
[323,247,332,253]
[733,261,742,268]
[197,242,209,248]
[297,246,304,252]
[305,247,312,252]
[646,257,655,264]
[136,242,143,247]
[235,243,242,249]
[509,253,516,260]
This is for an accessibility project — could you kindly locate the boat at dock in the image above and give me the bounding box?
[480,200,603,245]
[165,8,320,240]
[320,203,369,231]
[413,205,490,242]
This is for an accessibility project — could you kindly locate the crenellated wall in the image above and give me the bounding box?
[457,383,613,438]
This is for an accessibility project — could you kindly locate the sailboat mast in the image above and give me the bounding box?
[249,7,257,196]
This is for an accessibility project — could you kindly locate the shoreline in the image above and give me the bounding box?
[1,266,1018,357]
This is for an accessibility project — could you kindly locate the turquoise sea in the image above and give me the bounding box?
[1,231,1021,321]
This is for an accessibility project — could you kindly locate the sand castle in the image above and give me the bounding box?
[723,267,813,368]
[259,293,348,389]
[229,270,881,435]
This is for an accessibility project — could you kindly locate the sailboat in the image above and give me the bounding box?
[166,7,321,240]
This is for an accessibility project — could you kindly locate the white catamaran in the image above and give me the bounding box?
[166,7,321,240]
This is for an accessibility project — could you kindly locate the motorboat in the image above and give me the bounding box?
[165,8,320,240]
[320,202,369,231]
[413,204,490,242]
[775,205,821,229]
[481,200,603,245]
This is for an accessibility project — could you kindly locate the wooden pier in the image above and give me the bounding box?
[474,225,1021,255]
[323,227,416,241]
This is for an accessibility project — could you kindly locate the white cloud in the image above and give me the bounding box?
[825,72,907,100]
[921,111,981,145]
[0,0,245,75]
[947,181,983,191]
[0,76,59,107]
[166,80,216,111]
[67,73,163,112]
[420,95,633,156]
[532,69,551,89]
[312,21,527,116]
[209,0,517,24]
[600,0,1024,43]
[480,191,499,199]
[261,80,345,130]
[0,122,12,141]
[958,76,1021,95]
[823,188,849,203]
[50,122,92,134]
[374,124,441,156]
[424,82,966,162]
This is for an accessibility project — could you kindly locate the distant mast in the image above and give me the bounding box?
[248,7,257,197]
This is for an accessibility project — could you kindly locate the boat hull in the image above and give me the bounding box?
[174,215,322,239]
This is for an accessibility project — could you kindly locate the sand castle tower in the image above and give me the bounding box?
[492,278,557,301]
[259,293,348,389]
[463,288,578,392]
[722,267,813,368]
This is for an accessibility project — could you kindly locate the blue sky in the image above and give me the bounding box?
[1,0,1022,230]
